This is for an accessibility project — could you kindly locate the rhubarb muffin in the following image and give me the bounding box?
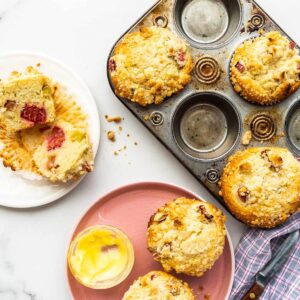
[220,147,300,228]
[231,31,300,105]
[147,198,226,277]
[122,271,195,300]
[0,68,55,132]
[109,26,193,106]
[20,119,93,182]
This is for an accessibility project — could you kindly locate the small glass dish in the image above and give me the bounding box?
[68,225,135,289]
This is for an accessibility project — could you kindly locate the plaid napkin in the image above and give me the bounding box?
[229,212,300,300]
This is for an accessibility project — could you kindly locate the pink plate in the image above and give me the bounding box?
[67,182,234,300]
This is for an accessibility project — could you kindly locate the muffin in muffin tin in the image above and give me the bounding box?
[147,197,226,277]
[122,271,195,300]
[230,31,300,105]
[109,26,193,106]
[0,67,55,132]
[220,147,300,228]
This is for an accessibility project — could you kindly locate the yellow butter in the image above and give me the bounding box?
[68,225,134,289]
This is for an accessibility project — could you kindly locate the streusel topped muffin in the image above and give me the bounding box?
[147,198,226,277]
[220,147,300,228]
[0,67,55,132]
[231,31,300,105]
[122,271,195,300]
[109,26,193,106]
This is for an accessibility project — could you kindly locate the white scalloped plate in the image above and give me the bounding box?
[0,52,100,208]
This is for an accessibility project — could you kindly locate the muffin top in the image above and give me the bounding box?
[220,147,300,228]
[109,26,193,106]
[231,31,300,105]
[0,67,55,132]
[147,198,226,277]
[122,271,195,300]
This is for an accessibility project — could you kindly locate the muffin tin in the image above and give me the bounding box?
[107,0,300,209]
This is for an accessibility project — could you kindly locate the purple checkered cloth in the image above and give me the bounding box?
[229,212,300,300]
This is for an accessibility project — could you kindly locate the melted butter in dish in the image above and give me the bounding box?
[68,225,134,289]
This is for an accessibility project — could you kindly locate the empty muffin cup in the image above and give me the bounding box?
[174,0,242,48]
[286,101,300,156]
[172,92,241,161]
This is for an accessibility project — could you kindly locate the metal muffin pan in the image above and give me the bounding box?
[107,0,300,209]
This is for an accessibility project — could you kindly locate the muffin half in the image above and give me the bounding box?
[220,147,300,228]
[109,26,193,106]
[22,120,93,182]
[147,198,226,277]
[122,271,195,300]
[0,67,55,132]
[230,31,300,105]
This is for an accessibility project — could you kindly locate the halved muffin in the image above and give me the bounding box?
[122,271,195,300]
[147,198,226,277]
[0,67,55,132]
[109,26,193,106]
[220,147,300,228]
[231,31,300,105]
[22,120,93,182]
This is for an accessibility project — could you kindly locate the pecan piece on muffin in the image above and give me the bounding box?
[220,147,300,228]
[230,31,300,105]
[147,198,226,277]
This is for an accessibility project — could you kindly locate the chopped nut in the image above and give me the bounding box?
[4,100,16,111]
[174,219,182,227]
[239,162,252,173]
[107,131,115,142]
[106,116,122,123]
[261,149,283,171]
[155,214,168,223]
[242,130,252,146]
[198,205,213,221]
[238,186,250,202]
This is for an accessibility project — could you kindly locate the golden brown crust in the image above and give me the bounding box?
[230,31,300,105]
[147,198,226,277]
[122,271,195,300]
[220,147,300,228]
[110,27,193,106]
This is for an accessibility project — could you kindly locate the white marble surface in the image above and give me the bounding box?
[0,0,299,299]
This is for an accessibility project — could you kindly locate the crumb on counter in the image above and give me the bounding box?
[119,126,122,131]
[105,115,122,123]
[127,134,130,137]
[114,151,118,156]
[36,63,41,67]
[144,115,149,121]
[107,131,115,142]
[134,142,138,146]
[242,130,252,146]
